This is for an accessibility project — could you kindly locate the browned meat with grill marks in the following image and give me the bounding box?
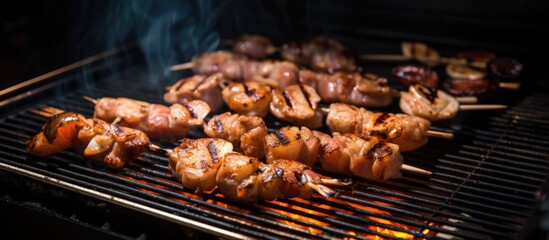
[168,138,234,193]
[232,35,277,59]
[191,51,299,89]
[216,153,339,202]
[242,60,300,89]
[313,132,403,180]
[281,36,357,73]
[316,71,393,107]
[270,84,323,129]
[442,78,498,97]
[222,80,273,117]
[401,41,440,67]
[392,64,440,88]
[27,112,150,169]
[399,85,459,121]
[189,51,395,108]
[204,112,268,159]
[192,51,246,79]
[264,126,321,167]
[455,50,496,69]
[94,97,210,141]
[326,103,431,152]
[164,73,225,111]
[167,138,343,202]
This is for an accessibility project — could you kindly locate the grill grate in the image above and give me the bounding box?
[1,53,548,239]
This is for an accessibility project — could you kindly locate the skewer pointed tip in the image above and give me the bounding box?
[83,96,98,104]
[147,144,173,156]
[307,182,340,198]
[401,164,432,176]
[169,62,193,72]
[320,107,330,115]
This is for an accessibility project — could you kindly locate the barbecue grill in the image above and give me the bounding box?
[1,1,548,239]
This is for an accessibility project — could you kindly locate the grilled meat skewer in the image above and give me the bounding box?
[27,111,150,169]
[89,94,451,151]
[28,110,346,203]
[169,51,394,108]
[265,126,406,180]
[221,80,273,117]
[89,97,210,141]
[325,103,433,152]
[158,138,348,202]
[232,34,278,59]
[205,113,431,179]
[228,35,357,73]
[164,73,226,112]
[270,84,324,129]
[203,112,269,159]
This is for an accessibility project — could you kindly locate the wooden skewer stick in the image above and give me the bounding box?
[359,54,411,62]
[30,106,64,117]
[499,82,521,90]
[396,91,478,104]
[455,96,478,104]
[169,62,193,71]
[83,96,98,104]
[459,104,507,111]
[425,130,454,140]
[359,54,468,66]
[29,108,55,118]
[401,164,432,176]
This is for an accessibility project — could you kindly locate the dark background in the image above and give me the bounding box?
[1,1,71,90]
[2,0,548,92]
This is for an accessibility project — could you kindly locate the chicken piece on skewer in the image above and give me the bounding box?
[264,126,321,167]
[165,138,347,202]
[93,97,210,141]
[399,85,459,121]
[232,34,277,59]
[281,36,357,73]
[270,84,324,129]
[203,112,268,159]
[221,80,273,117]
[164,73,225,112]
[168,138,234,193]
[27,111,150,169]
[192,51,247,79]
[216,153,345,202]
[313,132,403,180]
[314,71,394,108]
[446,63,487,80]
[401,42,441,67]
[172,51,398,108]
[455,50,497,69]
[191,51,300,89]
[263,126,411,180]
[325,103,431,152]
[401,84,507,121]
[391,64,440,88]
